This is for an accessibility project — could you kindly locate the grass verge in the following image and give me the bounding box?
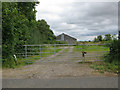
[90,61,119,74]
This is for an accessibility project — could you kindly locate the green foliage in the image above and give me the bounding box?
[111,34,117,40]
[102,38,120,73]
[94,37,98,42]
[2,2,36,67]
[104,34,112,41]
[104,39,120,63]
[93,34,116,43]
[97,35,102,41]
[90,62,119,74]
[94,35,103,42]
[2,56,16,68]
[91,33,119,74]
[2,2,57,68]
[32,19,56,44]
[118,31,120,39]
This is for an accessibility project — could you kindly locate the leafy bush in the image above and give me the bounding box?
[2,56,16,68]
[2,2,57,68]
[104,39,120,63]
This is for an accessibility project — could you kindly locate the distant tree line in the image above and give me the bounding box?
[2,2,56,67]
[94,34,117,42]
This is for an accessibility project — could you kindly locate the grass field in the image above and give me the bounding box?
[74,45,118,74]
[74,45,110,52]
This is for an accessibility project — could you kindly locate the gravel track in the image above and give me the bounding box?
[2,47,118,88]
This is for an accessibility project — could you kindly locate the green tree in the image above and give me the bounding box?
[105,39,120,63]
[97,35,102,42]
[2,2,57,68]
[111,34,117,40]
[36,19,56,44]
[2,2,39,67]
[104,34,112,41]
[94,37,98,42]
[118,30,120,40]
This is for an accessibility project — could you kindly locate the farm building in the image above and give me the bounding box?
[56,33,77,44]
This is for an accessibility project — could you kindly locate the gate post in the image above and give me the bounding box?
[25,45,27,63]
[40,45,41,59]
[77,42,78,49]
[97,44,99,61]
[54,44,56,57]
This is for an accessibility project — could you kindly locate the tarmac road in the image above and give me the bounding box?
[2,77,118,88]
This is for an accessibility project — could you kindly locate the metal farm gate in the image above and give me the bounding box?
[15,44,109,64]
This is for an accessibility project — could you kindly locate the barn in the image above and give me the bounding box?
[56,33,77,44]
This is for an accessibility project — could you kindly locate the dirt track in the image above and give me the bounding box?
[2,47,117,79]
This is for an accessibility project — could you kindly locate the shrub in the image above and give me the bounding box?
[104,39,120,63]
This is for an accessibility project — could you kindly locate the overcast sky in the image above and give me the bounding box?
[35,0,118,41]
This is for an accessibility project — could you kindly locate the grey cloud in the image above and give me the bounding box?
[36,2,118,41]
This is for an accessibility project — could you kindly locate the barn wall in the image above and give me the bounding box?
[56,34,77,44]
[56,35,61,41]
[64,35,76,44]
